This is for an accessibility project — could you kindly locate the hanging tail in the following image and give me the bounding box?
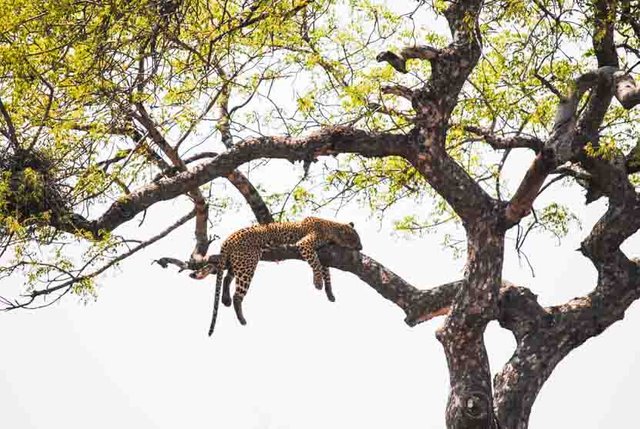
[208,250,227,336]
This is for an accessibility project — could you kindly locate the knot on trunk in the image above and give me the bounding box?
[447,385,495,428]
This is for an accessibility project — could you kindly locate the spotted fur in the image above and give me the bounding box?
[201,217,362,336]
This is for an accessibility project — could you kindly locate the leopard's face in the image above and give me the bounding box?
[191,263,217,279]
[328,222,362,250]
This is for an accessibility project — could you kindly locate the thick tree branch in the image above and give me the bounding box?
[592,0,619,69]
[493,9,632,422]
[375,1,494,227]
[410,135,495,224]
[500,153,640,424]
[495,110,640,429]
[160,245,424,318]
[494,251,640,429]
[396,1,497,227]
[380,2,504,427]
[58,127,411,237]
[156,243,545,333]
[495,217,639,429]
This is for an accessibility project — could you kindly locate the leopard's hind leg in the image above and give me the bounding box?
[321,266,335,302]
[230,249,260,325]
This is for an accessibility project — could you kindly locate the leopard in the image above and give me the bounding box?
[195,217,363,336]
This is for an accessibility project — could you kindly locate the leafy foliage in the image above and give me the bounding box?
[1,0,639,306]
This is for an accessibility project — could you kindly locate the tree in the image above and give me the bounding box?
[1,0,640,427]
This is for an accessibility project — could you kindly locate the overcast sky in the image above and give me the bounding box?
[3,2,640,428]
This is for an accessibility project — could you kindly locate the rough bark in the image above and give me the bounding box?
[492,2,640,426]
[438,207,505,429]
[383,1,507,426]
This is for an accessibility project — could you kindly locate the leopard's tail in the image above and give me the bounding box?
[208,247,228,336]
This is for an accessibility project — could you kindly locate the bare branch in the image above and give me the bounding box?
[226,170,274,224]
[9,210,196,307]
[533,72,564,100]
[376,45,441,73]
[380,84,414,100]
[464,126,543,151]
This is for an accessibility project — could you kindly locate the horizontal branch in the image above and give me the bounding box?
[464,126,543,151]
[156,244,542,330]
[376,46,441,73]
[61,126,412,237]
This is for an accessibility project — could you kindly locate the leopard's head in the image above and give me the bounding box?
[330,221,362,251]
[190,264,217,279]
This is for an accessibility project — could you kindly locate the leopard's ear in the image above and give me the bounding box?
[348,222,354,228]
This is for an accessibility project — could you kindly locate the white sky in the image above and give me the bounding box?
[3,2,640,428]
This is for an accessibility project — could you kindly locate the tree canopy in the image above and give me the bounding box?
[2,0,640,427]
